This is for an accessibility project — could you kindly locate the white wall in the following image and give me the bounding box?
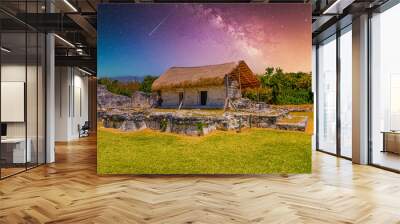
[71,72,89,138]
[1,65,26,140]
[161,86,226,108]
[55,67,67,141]
[1,65,40,137]
[55,67,89,141]
[1,63,46,164]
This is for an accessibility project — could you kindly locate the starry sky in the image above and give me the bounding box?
[98,3,311,78]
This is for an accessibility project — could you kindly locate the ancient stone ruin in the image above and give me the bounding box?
[98,85,309,136]
[101,110,290,136]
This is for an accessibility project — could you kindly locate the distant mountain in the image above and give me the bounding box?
[111,76,145,82]
[100,75,161,83]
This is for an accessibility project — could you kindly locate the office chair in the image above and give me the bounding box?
[79,121,90,138]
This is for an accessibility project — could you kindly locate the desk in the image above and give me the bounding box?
[382,131,400,154]
[1,138,31,163]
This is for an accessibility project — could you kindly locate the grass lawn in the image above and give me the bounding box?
[278,115,307,124]
[290,111,314,135]
[98,128,311,174]
[152,108,225,116]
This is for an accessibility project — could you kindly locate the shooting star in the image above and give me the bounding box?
[148,7,176,37]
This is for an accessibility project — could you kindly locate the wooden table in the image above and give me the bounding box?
[381,131,400,154]
[1,138,31,164]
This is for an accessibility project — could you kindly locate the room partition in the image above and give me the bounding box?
[315,24,353,159]
[0,1,47,179]
[369,2,400,172]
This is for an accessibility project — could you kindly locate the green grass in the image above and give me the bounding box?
[152,108,225,116]
[279,115,306,124]
[97,128,311,174]
[290,111,314,135]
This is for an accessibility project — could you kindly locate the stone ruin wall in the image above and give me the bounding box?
[100,111,305,136]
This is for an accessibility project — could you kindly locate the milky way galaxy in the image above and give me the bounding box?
[98,3,311,77]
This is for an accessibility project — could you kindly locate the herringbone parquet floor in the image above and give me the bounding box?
[1,135,400,224]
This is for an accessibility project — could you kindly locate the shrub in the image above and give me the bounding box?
[196,122,204,135]
[160,119,168,132]
[243,87,273,104]
[139,76,158,93]
[98,78,139,97]
[248,67,313,105]
[276,89,313,105]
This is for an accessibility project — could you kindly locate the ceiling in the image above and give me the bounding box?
[0,0,393,75]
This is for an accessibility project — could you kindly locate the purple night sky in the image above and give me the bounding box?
[98,4,311,77]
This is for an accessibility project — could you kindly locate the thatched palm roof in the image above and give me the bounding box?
[152,60,260,91]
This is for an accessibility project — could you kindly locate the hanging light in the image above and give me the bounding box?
[63,0,78,12]
[54,34,75,48]
[78,67,93,76]
[1,47,11,53]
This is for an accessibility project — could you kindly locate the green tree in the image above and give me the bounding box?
[247,67,312,105]
[275,67,283,75]
[265,67,274,76]
[98,78,138,97]
[139,76,158,93]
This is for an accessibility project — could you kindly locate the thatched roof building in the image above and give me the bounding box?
[152,60,260,108]
[152,60,259,91]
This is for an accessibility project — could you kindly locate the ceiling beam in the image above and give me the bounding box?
[55,55,96,73]
[67,13,97,40]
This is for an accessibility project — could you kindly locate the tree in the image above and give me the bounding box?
[265,67,274,76]
[98,78,132,97]
[250,67,312,105]
[275,67,283,75]
[123,81,140,93]
[139,76,158,93]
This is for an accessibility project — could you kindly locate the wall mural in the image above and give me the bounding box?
[97,3,312,174]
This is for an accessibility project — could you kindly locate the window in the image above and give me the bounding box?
[317,35,337,154]
[0,2,47,179]
[339,26,352,158]
[370,3,400,171]
[316,24,353,159]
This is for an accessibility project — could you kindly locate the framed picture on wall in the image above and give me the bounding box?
[97,3,312,174]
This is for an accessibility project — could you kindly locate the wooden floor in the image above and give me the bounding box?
[0,167,26,178]
[372,151,400,171]
[1,136,400,223]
